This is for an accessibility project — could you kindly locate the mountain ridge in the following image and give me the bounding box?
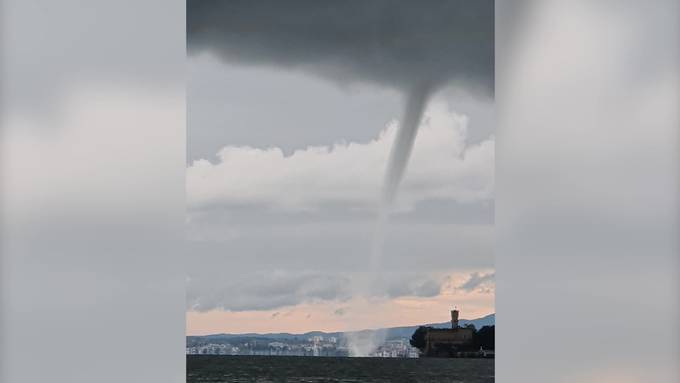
[188,313,495,341]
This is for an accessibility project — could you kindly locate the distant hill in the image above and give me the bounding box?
[187,313,495,344]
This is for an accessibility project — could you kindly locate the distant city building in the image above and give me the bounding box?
[423,309,475,357]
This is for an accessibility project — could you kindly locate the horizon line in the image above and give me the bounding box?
[186,312,495,337]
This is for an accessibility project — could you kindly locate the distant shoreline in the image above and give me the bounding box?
[187,313,495,338]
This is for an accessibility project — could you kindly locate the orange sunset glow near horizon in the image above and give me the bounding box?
[187,270,494,335]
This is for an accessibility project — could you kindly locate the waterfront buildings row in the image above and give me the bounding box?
[186,337,419,358]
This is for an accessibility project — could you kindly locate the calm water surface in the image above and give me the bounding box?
[187,355,494,383]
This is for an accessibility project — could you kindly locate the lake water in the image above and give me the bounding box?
[187,355,494,382]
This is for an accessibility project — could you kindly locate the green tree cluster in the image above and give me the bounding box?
[409,325,495,353]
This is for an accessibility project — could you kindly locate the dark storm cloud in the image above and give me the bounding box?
[187,0,494,95]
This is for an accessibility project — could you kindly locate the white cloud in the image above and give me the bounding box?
[187,101,494,212]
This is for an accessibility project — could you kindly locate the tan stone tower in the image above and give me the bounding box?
[451,308,459,329]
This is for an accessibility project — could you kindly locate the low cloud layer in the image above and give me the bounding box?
[458,272,495,293]
[187,271,447,312]
[187,271,350,312]
[187,102,494,212]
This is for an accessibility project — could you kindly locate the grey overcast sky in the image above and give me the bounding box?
[188,54,495,162]
[186,0,495,334]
